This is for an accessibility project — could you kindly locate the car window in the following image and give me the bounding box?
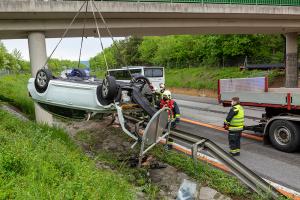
[144,68,163,78]
[109,69,142,80]
[152,68,163,77]
[144,68,152,77]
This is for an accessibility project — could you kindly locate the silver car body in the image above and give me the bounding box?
[28,78,115,113]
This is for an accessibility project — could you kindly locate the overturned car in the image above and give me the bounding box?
[28,68,158,120]
[28,68,173,164]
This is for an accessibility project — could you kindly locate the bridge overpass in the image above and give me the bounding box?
[1,0,300,124]
[2,0,300,38]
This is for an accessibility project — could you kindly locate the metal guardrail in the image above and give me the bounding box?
[124,115,282,198]
[171,129,281,199]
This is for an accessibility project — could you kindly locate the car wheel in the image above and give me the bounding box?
[132,76,151,92]
[269,120,300,152]
[101,76,118,100]
[34,69,52,93]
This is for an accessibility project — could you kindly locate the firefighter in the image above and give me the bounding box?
[159,83,166,94]
[224,97,244,156]
[159,90,180,149]
[155,83,166,102]
[160,90,180,128]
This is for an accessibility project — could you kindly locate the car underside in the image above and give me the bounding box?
[28,68,158,120]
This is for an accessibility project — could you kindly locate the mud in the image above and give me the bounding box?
[62,118,201,199]
[61,117,233,200]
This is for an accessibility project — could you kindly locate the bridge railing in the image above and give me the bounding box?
[41,0,300,6]
[94,0,299,6]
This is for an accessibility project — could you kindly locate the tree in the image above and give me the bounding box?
[89,34,286,69]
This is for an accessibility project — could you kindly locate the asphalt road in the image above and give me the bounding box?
[173,93,300,192]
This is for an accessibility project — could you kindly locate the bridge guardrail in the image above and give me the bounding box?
[55,0,300,7]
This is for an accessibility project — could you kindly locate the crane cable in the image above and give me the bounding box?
[90,0,109,72]
[41,0,88,70]
[77,1,89,69]
[91,0,133,78]
[40,0,132,78]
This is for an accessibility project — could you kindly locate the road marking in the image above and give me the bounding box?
[181,117,264,141]
[169,140,300,200]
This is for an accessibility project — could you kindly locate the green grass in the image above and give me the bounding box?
[0,74,35,119]
[92,70,107,78]
[166,67,283,90]
[0,110,134,199]
[92,67,284,91]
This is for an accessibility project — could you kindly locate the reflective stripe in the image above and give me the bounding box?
[230,149,240,153]
[175,114,181,117]
[229,126,243,131]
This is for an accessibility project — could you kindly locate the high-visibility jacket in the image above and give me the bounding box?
[160,99,180,119]
[224,104,244,131]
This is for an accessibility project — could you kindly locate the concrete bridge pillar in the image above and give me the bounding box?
[285,32,298,88]
[28,32,53,126]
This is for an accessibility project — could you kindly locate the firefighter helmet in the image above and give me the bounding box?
[162,90,172,99]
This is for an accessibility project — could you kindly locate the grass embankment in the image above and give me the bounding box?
[166,67,283,90]
[0,110,134,199]
[0,74,135,199]
[0,74,34,119]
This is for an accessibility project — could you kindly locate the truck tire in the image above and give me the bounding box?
[269,120,300,152]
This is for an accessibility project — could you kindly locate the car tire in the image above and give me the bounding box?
[269,120,300,152]
[96,85,113,106]
[34,69,52,93]
[101,76,118,100]
[132,75,151,93]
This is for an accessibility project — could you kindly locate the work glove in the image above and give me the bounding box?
[171,121,177,129]
[223,122,229,130]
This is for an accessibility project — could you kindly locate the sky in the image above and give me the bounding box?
[2,37,124,61]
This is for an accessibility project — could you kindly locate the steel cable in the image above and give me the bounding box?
[90,0,109,72]
[41,0,88,70]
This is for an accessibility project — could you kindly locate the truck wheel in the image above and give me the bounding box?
[269,120,300,152]
[34,69,52,93]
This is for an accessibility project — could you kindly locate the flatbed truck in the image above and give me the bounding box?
[218,77,300,152]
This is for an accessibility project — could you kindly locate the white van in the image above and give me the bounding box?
[107,66,165,89]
